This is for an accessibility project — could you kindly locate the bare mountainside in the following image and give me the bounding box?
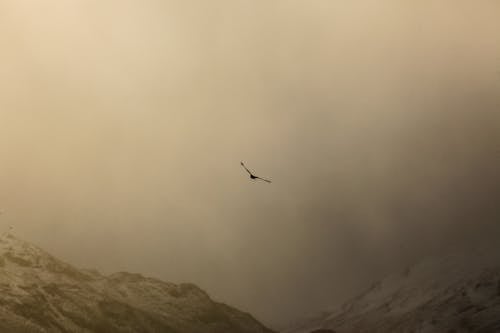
[0,233,275,333]
[285,243,500,333]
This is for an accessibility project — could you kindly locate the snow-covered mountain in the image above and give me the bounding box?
[0,233,275,333]
[284,244,500,333]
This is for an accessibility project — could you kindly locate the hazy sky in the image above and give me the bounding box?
[0,0,499,327]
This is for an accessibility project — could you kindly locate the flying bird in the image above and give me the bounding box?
[240,162,272,183]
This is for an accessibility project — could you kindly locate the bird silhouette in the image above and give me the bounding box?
[240,162,271,183]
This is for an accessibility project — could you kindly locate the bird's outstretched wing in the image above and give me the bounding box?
[255,177,272,183]
[240,161,254,176]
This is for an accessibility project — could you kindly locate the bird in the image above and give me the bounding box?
[240,162,271,183]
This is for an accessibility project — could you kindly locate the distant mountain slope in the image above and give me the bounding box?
[285,244,500,333]
[0,233,275,333]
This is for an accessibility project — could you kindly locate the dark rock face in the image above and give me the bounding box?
[311,330,336,333]
[0,234,275,333]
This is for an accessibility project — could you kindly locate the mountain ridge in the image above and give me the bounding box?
[284,242,500,333]
[0,233,275,333]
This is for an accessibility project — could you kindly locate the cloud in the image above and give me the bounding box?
[0,0,499,326]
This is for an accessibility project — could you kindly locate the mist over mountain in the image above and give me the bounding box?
[0,0,499,327]
[0,233,274,333]
[284,242,500,333]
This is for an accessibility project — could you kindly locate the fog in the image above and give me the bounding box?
[0,0,499,327]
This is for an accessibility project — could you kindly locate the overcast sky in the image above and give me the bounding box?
[0,0,499,327]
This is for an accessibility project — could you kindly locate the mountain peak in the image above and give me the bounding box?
[285,244,500,333]
[0,232,50,268]
[0,232,32,251]
[0,234,275,333]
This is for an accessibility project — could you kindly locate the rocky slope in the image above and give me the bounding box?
[0,233,275,333]
[285,244,500,333]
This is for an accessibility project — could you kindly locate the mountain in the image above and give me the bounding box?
[284,244,500,333]
[0,233,275,333]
